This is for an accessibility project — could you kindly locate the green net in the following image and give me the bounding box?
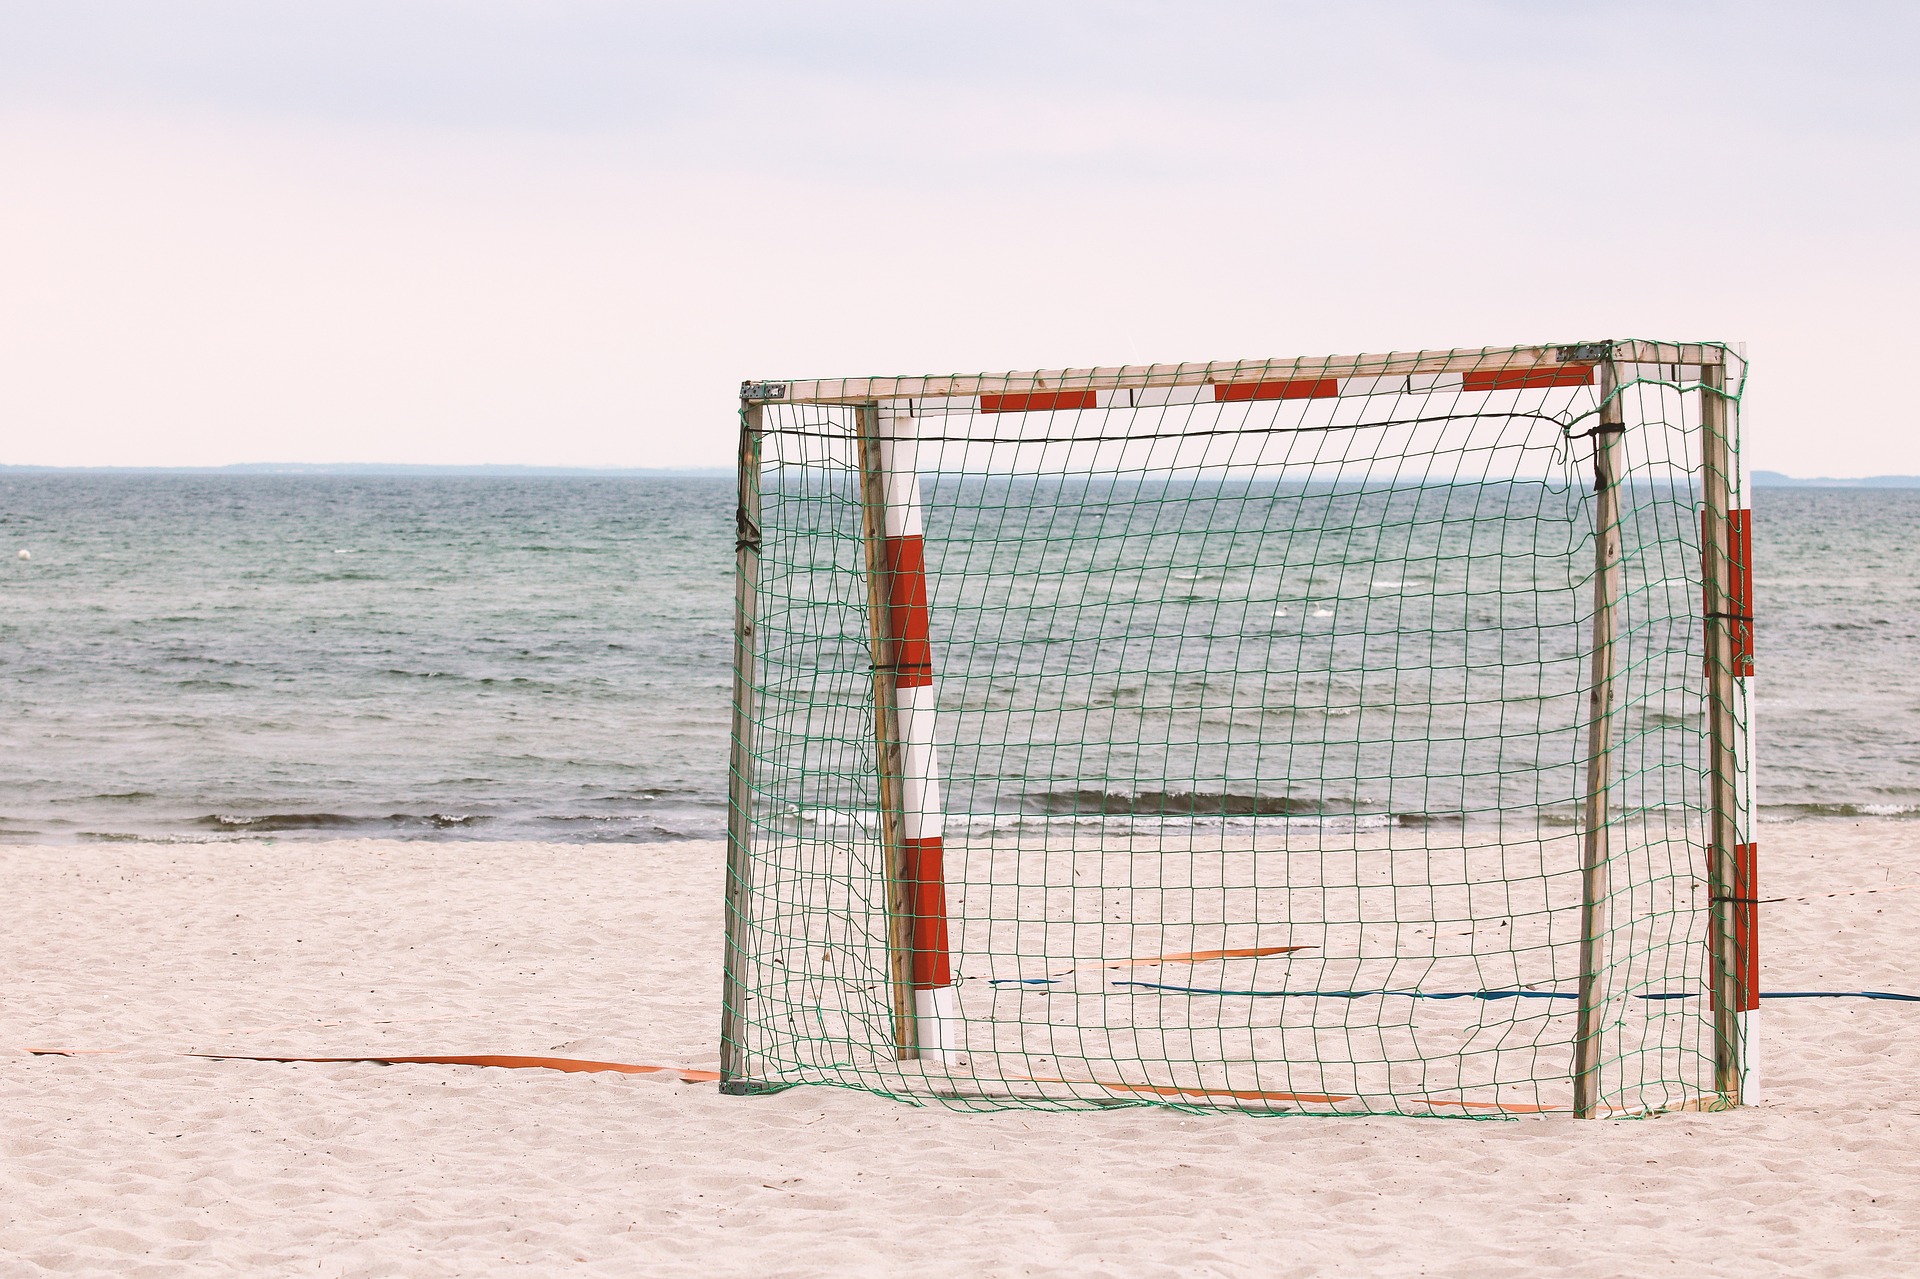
[722,342,1753,1117]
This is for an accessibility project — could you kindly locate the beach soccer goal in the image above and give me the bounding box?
[721,340,1754,1117]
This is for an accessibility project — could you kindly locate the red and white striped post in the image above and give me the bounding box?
[1702,355,1755,1106]
[876,407,961,1063]
[1729,362,1758,1103]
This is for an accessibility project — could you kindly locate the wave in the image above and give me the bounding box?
[1760,802,1920,820]
[963,811,1407,834]
[1022,789,1331,817]
[192,812,494,833]
[10,797,1917,844]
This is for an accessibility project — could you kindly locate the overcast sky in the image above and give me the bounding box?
[2,1,1914,473]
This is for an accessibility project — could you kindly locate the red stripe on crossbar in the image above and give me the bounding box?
[1734,842,1759,1012]
[1461,366,1595,391]
[904,836,953,989]
[1213,377,1339,402]
[883,535,933,687]
[979,390,1098,413]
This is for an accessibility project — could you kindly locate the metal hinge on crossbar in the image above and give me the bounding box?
[1555,342,1611,363]
[740,381,789,402]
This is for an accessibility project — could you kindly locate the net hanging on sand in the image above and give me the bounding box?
[721,341,1753,1117]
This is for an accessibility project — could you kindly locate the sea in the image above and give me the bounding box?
[0,475,1914,843]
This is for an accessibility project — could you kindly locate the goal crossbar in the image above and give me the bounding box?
[743,340,1729,406]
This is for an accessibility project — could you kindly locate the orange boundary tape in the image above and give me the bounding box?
[1005,1072,1566,1113]
[25,1049,719,1082]
[1100,945,1311,969]
[1023,944,1311,981]
[1094,1079,1355,1106]
[27,1049,1675,1114]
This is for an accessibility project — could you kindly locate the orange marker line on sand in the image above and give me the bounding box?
[1096,1079,1356,1105]
[1021,944,1311,981]
[1102,945,1311,969]
[26,1048,1607,1113]
[25,1048,719,1082]
[1002,1072,1351,1105]
[1005,1072,1569,1113]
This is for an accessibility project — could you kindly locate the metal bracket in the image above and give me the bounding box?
[736,506,762,553]
[718,1079,795,1096]
[740,381,789,402]
[1556,342,1612,364]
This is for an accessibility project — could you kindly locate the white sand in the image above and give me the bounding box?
[3,825,1917,1277]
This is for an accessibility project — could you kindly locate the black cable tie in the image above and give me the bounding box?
[1569,423,1627,440]
[735,508,762,553]
[1709,895,1782,904]
[1703,612,1754,622]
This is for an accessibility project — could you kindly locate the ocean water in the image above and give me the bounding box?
[1755,488,1920,818]
[0,476,1913,842]
[0,476,734,842]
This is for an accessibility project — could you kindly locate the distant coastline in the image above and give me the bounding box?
[5,464,1917,486]
[0,463,731,478]
[1752,471,1920,488]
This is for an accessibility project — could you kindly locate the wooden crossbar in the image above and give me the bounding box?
[743,341,1726,405]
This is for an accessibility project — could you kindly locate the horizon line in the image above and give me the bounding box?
[4,463,1919,487]
[0,462,732,477]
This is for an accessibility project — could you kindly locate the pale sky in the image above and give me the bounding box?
[2,1,1914,473]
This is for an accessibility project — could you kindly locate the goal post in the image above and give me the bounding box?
[719,340,1753,1117]
[857,403,962,1062]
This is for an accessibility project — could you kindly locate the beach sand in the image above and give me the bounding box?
[3,824,1916,1277]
